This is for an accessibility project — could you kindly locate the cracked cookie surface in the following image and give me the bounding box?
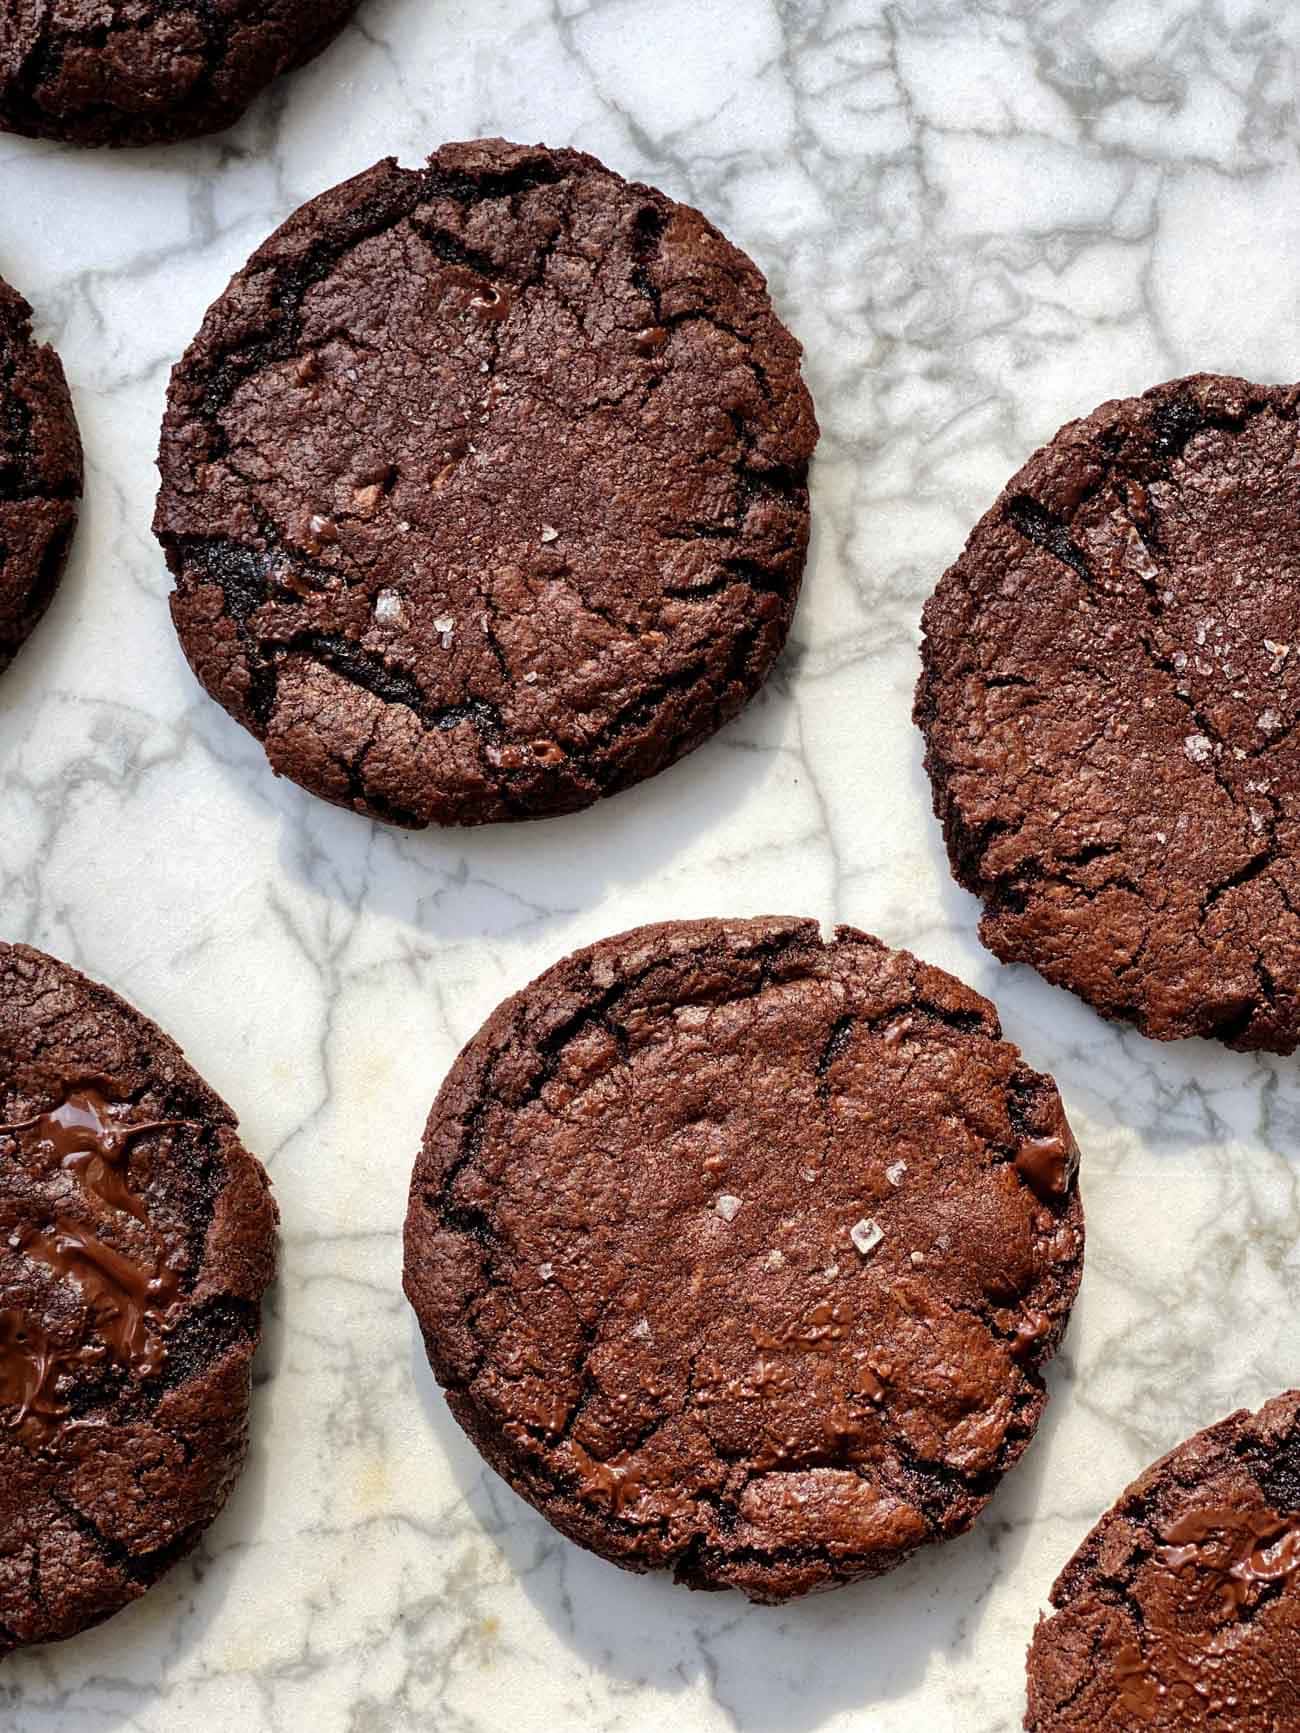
[403,916,1084,1602]
[1025,1392,1300,1729]
[916,374,1300,1053]
[0,277,81,675]
[154,138,818,827]
[0,0,356,148]
[0,943,277,1653]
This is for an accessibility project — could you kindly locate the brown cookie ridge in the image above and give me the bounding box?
[0,943,278,1654]
[0,1,356,148]
[0,278,82,675]
[154,138,818,828]
[403,916,1084,1603]
[916,373,1300,1052]
[1025,1393,1300,1729]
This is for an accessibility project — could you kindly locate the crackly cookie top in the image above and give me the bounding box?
[154,139,818,827]
[0,277,81,674]
[0,0,356,148]
[404,916,1083,1603]
[1026,1392,1300,1729]
[0,943,277,1653]
[917,374,1300,1052]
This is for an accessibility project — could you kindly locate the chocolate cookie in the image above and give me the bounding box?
[917,374,1300,1053]
[154,139,818,828]
[404,916,1084,1602]
[0,943,277,1653]
[0,277,81,675]
[0,1,356,148]
[1025,1392,1300,1729]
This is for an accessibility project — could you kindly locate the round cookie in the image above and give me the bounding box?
[404,916,1084,1603]
[0,277,81,675]
[917,374,1300,1053]
[154,138,818,828]
[0,943,277,1654]
[1025,1392,1300,1729]
[0,1,356,149]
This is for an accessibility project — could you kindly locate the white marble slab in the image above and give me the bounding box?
[2,1,1298,1728]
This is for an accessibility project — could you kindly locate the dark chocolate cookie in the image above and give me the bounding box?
[916,374,1300,1053]
[154,139,818,828]
[1025,1392,1300,1729]
[0,277,81,675]
[404,916,1083,1602]
[0,0,356,148]
[0,943,277,1653]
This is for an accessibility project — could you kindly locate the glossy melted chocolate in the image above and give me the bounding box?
[0,1088,183,1438]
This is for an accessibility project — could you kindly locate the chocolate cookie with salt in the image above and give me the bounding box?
[154,138,818,827]
[0,276,81,674]
[0,1,357,148]
[404,917,1083,1603]
[917,374,1300,1052]
[0,943,277,1653]
[1025,1392,1300,1729]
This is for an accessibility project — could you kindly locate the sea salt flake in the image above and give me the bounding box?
[1183,733,1214,763]
[1258,709,1283,734]
[374,589,402,623]
[799,1167,818,1184]
[885,1160,908,1188]
[539,1262,554,1281]
[540,524,560,544]
[764,1249,785,1270]
[715,1194,742,1222]
[631,1317,651,1341]
[524,671,538,684]
[909,1251,925,1267]
[823,1263,840,1279]
[850,1218,884,1258]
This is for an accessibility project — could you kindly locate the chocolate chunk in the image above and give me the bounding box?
[0,277,81,675]
[0,943,277,1654]
[403,916,1084,1603]
[154,138,818,827]
[1026,1392,1300,1728]
[916,373,1300,1052]
[0,1,356,148]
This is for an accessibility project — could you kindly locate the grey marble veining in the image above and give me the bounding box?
[2,1,1299,1728]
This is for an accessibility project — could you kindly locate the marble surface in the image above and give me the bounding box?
[2,0,1299,1727]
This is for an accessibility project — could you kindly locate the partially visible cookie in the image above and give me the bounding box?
[404,916,1084,1603]
[0,0,356,148]
[1025,1393,1300,1729]
[916,373,1300,1052]
[0,943,278,1654]
[154,138,818,827]
[0,277,81,675]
